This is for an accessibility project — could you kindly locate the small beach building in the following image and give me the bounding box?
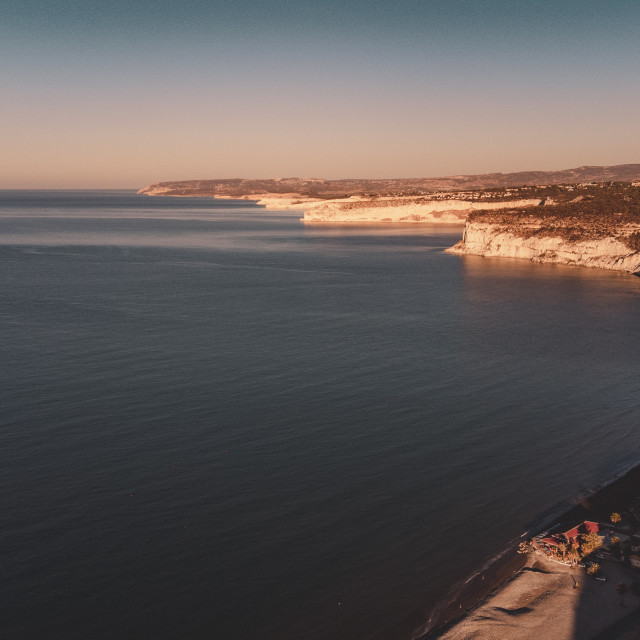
[535,521,602,560]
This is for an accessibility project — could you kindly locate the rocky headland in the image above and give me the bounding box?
[447,183,640,274]
[294,194,542,224]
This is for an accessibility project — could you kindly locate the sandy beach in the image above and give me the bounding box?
[422,464,640,639]
[437,554,639,639]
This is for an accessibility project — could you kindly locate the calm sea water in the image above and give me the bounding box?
[2,190,640,640]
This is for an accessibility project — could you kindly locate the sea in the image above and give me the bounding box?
[2,190,640,640]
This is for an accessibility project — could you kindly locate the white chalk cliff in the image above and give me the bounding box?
[447,219,640,274]
[298,197,541,223]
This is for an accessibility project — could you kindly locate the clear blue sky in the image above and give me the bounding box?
[2,0,639,187]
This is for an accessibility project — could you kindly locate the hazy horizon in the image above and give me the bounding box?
[3,0,640,188]
[5,161,640,192]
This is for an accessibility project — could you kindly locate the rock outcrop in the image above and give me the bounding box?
[448,218,640,274]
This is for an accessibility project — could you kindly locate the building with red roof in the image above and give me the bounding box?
[535,521,601,562]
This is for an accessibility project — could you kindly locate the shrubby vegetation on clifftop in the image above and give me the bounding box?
[449,183,640,274]
[467,184,640,247]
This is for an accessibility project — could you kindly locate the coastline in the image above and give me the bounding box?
[418,460,640,638]
[138,186,640,275]
[415,542,527,638]
[138,191,537,225]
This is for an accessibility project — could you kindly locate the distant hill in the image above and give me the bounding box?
[139,164,640,198]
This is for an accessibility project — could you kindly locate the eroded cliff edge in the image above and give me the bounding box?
[447,183,640,274]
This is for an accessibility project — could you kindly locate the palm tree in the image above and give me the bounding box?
[611,512,622,524]
[581,531,603,557]
[617,583,628,606]
[568,541,581,565]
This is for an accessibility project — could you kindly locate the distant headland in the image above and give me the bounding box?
[139,164,640,275]
[138,164,640,198]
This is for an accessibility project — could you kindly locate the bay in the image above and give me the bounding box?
[2,190,640,639]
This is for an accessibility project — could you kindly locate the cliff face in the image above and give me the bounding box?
[448,219,640,273]
[236,194,541,223]
[300,197,540,223]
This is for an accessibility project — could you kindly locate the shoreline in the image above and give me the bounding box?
[418,459,640,638]
[138,189,640,275]
[416,542,527,639]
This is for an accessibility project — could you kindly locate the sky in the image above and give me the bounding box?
[1,0,639,188]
